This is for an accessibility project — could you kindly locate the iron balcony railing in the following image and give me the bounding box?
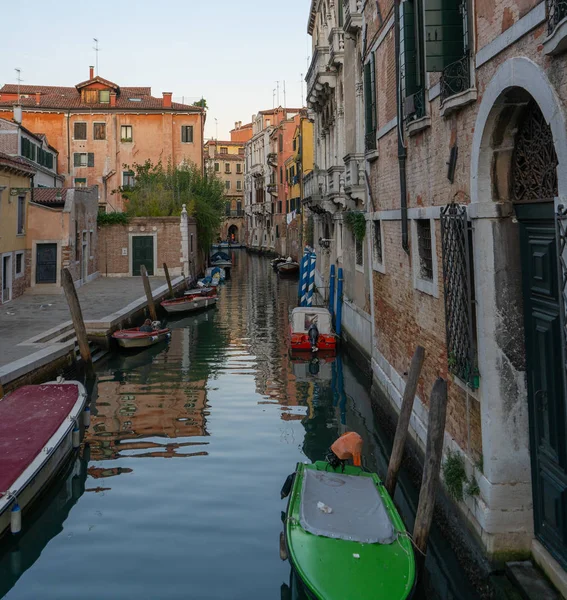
[440,52,471,104]
[225,209,244,217]
[547,0,567,34]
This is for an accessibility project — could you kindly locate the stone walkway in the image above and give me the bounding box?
[0,277,167,368]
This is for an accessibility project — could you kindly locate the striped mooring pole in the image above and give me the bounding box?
[306,251,317,306]
[300,247,310,306]
[335,267,343,336]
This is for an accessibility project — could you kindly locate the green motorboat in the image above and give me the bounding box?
[281,455,416,599]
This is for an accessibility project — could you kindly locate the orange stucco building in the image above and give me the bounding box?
[0,67,205,212]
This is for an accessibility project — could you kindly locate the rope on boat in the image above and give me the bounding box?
[397,530,427,557]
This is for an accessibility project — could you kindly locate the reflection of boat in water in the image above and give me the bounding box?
[0,448,88,598]
[166,309,214,330]
[291,356,334,382]
[281,433,415,600]
[106,338,170,373]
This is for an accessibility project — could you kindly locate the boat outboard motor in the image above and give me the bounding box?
[308,323,319,353]
[308,357,320,375]
[326,432,364,470]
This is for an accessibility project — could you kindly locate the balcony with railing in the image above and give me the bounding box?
[439,51,477,117]
[344,153,365,203]
[343,0,362,33]
[225,209,244,218]
[267,152,278,167]
[329,28,344,66]
[544,0,567,54]
[267,183,278,197]
[303,170,323,204]
[306,46,336,106]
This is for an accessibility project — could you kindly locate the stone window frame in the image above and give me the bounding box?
[411,215,439,297]
[354,230,364,273]
[15,250,24,279]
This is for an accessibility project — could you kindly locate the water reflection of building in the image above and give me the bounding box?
[89,323,211,462]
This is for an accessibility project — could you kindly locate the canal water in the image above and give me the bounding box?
[0,253,483,600]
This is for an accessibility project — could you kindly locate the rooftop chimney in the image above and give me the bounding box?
[35,92,41,106]
[162,92,172,109]
[89,65,94,80]
[13,105,22,124]
[234,121,238,130]
[110,92,117,108]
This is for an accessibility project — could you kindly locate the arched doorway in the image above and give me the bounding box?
[228,224,239,243]
[471,58,567,570]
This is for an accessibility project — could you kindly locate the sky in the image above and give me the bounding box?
[0,0,313,140]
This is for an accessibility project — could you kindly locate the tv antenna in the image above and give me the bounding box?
[300,74,304,106]
[15,68,22,101]
[214,118,218,140]
[93,38,100,75]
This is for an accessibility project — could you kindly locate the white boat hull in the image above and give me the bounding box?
[0,381,87,538]
[115,331,170,349]
[162,296,218,314]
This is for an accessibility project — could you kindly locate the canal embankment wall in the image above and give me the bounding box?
[0,276,185,395]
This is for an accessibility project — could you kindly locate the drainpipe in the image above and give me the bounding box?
[394,0,409,254]
[66,110,71,176]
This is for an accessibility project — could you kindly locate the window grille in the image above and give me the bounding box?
[440,202,478,388]
[556,205,567,397]
[416,219,433,281]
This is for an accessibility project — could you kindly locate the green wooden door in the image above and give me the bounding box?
[517,202,567,569]
[132,236,154,276]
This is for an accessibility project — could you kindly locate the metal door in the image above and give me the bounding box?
[36,243,57,284]
[517,202,567,569]
[132,236,154,276]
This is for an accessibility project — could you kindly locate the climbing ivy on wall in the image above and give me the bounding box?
[344,211,366,242]
[97,212,130,226]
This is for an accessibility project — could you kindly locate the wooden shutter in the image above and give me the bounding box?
[87,153,94,167]
[364,61,373,135]
[400,0,418,96]
[74,122,87,140]
[425,0,464,72]
[94,123,106,140]
[370,52,377,132]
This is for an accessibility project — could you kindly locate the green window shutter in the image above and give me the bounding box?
[425,0,464,72]
[87,153,94,167]
[74,153,81,167]
[400,0,418,96]
[364,61,373,135]
[371,52,377,131]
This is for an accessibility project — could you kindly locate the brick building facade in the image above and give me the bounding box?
[307,0,567,592]
[0,67,205,212]
[97,211,199,281]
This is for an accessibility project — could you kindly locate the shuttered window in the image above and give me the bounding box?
[73,153,94,167]
[400,0,418,97]
[74,122,87,140]
[93,122,106,140]
[17,197,25,234]
[425,0,465,72]
[181,125,194,143]
[99,90,110,103]
[364,52,377,151]
[120,125,133,142]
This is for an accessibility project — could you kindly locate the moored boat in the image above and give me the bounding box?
[277,259,300,276]
[281,433,416,600]
[271,257,286,270]
[0,381,88,538]
[161,287,218,314]
[290,307,337,353]
[112,326,171,349]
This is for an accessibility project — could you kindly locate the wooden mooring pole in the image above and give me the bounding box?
[163,263,174,299]
[140,265,157,321]
[385,345,425,497]
[61,267,94,378]
[412,377,448,568]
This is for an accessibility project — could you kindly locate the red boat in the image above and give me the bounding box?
[112,327,171,349]
[0,381,87,537]
[290,307,337,353]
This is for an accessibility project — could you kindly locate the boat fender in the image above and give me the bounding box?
[72,421,80,449]
[280,472,296,499]
[167,333,172,339]
[10,503,21,535]
[83,406,91,429]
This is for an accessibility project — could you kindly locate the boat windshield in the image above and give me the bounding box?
[291,309,332,334]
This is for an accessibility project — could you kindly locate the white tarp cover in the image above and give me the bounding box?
[291,308,333,334]
[299,468,396,544]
